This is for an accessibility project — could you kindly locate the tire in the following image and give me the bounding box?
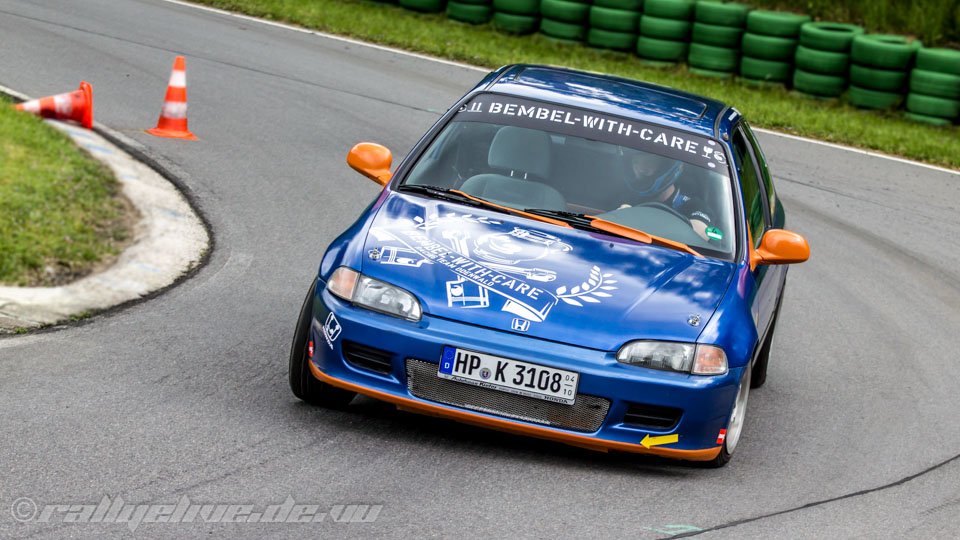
[689,67,734,79]
[493,11,539,33]
[916,48,960,77]
[540,17,586,40]
[705,366,751,468]
[909,69,960,100]
[692,22,743,48]
[847,85,903,110]
[539,0,588,22]
[799,21,863,52]
[639,15,691,40]
[289,282,357,408]
[592,0,642,9]
[849,63,908,92]
[586,28,636,51]
[905,111,954,126]
[906,93,960,119]
[398,0,446,12]
[642,0,695,20]
[590,7,639,33]
[447,2,492,23]
[739,56,791,82]
[688,42,739,72]
[636,36,689,62]
[793,68,846,97]
[492,0,538,15]
[794,45,849,75]
[850,34,922,70]
[745,10,811,38]
[741,32,797,61]
[694,1,750,27]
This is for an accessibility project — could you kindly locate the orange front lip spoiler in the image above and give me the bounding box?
[310,363,721,462]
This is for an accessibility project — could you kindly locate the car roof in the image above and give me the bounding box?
[475,65,738,140]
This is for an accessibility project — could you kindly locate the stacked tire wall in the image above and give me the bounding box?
[587,0,642,51]
[399,0,447,12]
[540,0,593,42]
[739,10,810,86]
[848,35,921,110]
[689,2,750,78]
[636,0,694,64]
[906,48,960,125]
[792,23,862,97]
[493,0,541,34]
[448,0,493,24]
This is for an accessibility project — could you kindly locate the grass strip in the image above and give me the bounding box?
[0,95,131,286]
[193,0,960,170]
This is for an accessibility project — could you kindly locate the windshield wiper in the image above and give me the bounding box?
[396,184,484,206]
[524,208,702,258]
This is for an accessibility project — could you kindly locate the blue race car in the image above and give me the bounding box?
[289,65,809,466]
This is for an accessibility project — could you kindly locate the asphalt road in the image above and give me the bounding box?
[2,1,959,538]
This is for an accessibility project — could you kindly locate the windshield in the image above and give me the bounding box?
[402,94,736,259]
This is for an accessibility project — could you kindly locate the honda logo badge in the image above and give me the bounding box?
[511,318,530,332]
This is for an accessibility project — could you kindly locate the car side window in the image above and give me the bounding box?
[742,122,776,216]
[731,127,768,248]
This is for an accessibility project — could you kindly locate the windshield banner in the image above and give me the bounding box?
[456,94,727,172]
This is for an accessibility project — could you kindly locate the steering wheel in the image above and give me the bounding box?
[634,202,690,224]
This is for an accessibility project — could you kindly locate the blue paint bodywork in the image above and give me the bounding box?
[307,65,788,455]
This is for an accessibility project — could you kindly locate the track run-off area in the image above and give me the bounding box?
[1,1,959,537]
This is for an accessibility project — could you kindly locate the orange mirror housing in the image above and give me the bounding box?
[752,229,810,268]
[347,142,392,186]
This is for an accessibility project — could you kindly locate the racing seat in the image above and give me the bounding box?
[459,126,566,211]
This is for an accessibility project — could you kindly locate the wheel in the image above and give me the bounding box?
[794,45,849,76]
[289,282,357,408]
[492,0,539,15]
[688,42,739,72]
[847,85,903,110]
[793,69,847,97]
[589,6,639,33]
[745,10,811,38]
[850,34,922,70]
[705,366,751,468]
[909,69,960,100]
[694,1,750,27]
[906,93,960,119]
[691,22,744,48]
[398,0,446,12]
[739,56,791,82]
[446,1,492,24]
[741,32,797,61]
[639,15,692,40]
[799,21,863,52]
[642,0,695,20]
[916,48,960,76]
[492,12,539,34]
[586,28,636,51]
[539,0,589,22]
[540,17,587,41]
[636,36,688,62]
[849,63,907,92]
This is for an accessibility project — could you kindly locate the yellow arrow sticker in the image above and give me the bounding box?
[640,434,679,449]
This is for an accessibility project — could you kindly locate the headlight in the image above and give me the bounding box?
[327,267,422,321]
[617,341,727,375]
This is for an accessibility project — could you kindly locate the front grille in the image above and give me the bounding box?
[343,341,393,374]
[405,359,610,433]
[623,403,682,430]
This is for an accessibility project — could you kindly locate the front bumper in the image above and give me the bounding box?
[309,284,739,461]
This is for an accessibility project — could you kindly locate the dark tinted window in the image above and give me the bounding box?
[742,123,776,215]
[732,128,766,247]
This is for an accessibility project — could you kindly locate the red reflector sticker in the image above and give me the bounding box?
[716,429,727,445]
[308,341,314,359]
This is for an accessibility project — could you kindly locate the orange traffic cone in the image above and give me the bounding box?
[146,56,196,140]
[15,81,93,129]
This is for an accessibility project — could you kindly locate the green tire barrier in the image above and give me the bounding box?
[399,0,446,12]
[450,0,489,4]
[793,69,846,97]
[540,17,587,40]
[848,85,903,110]
[690,67,734,78]
[906,93,960,119]
[849,64,907,92]
[590,7,640,33]
[447,2,492,24]
[916,48,960,76]
[493,11,539,33]
[799,22,863,52]
[593,0,642,9]
[688,42,739,72]
[640,15,692,40]
[740,56,791,82]
[905,112,954,126]
[643,0,695,20]
[692,23,743,48]
[745,10,811,38]
[850,35,922,71]
[909,69,960,100]
[794,45,849,76]
[694,1,750,27]
[741,32,796,61]
[587,28,636,50]
[493,0,539,15]
[540,0,589,22]
[636,36,689,62]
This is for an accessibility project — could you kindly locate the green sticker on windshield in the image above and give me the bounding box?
[705,227,723,241]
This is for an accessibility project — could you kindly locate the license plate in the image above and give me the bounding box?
[437,346,578,405]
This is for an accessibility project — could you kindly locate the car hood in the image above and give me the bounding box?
[359,193,736,352]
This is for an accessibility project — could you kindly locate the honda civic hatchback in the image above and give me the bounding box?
[289,65,809,467]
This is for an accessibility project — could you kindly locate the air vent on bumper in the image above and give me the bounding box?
[342,341,393,374]
[623,403,682,430]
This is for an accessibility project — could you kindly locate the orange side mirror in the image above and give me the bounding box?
[752,229,810,267]
[347,142,392,186]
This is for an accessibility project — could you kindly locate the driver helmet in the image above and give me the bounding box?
[626,151,683,197]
